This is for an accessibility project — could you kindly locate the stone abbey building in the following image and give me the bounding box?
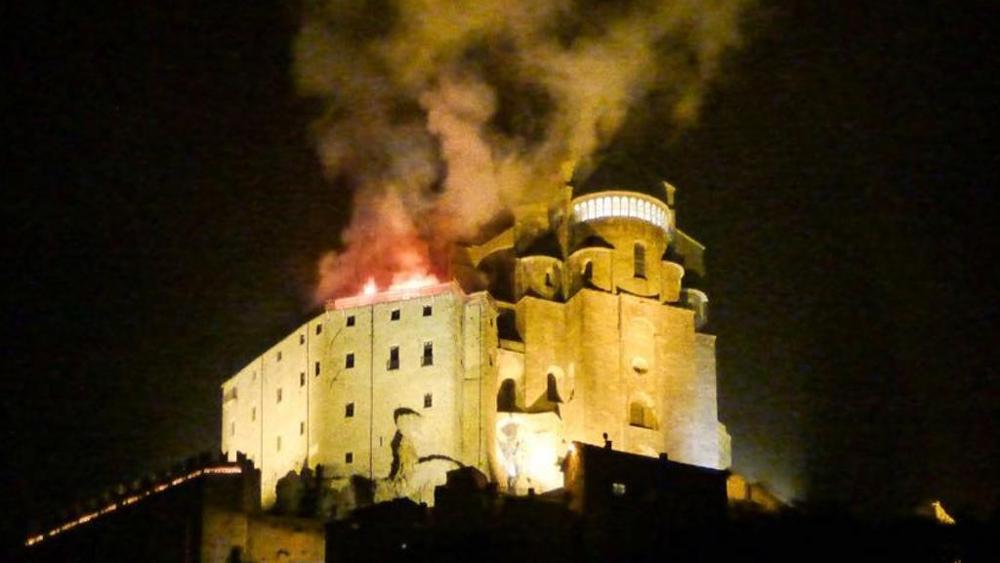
[220,180,731,509]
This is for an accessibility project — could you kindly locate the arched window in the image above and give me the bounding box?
[634,242,646,279]
[546,373,561,402]
[497,379,517,412]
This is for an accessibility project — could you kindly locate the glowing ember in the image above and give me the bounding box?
[388,272,440,292]
[361,278,378,296]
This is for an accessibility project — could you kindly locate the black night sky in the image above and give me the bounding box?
[4,0,997,545]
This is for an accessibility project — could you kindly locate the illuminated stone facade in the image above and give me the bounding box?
[221,181,730,508]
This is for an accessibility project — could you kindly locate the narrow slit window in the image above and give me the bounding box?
[388,346,400,370]
[300,421,305,435]
[300,372,305,387]
[422,342,433,366]
[315,323,323,335]
[299,334,305,345]
[277,436,282,451]
[345,402,354,418]
[276,388,282,403]
[251,407,256,422]
[276,351,282,361]
[345,353,355,369]
[315,361,321,376]
[634,242,646,279]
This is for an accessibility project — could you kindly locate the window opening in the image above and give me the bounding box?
[388,346,400,370]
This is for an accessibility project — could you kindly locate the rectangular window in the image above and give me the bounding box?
[422,342,433,366]
[423,305,432,317]
[300,372,306,386]
[315,361,321,376]
[345,353,355,369]
[346,315,355,327]
[390,309,401,321]
[634,243,646,279]
[300,421,305,435]
[345,402,354,418]
[345,452,353,464]
[424,393,433,408]
[315,323,323,335]
[277,388,282,403]
[388,346,400,370]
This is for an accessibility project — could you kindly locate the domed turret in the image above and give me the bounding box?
[566,180,681,302]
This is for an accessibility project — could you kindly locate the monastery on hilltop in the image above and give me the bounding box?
[221,176,731,509]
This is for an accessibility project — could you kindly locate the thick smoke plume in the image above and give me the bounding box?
[296,0,750,302]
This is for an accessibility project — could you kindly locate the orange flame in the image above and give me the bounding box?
[352,272,440,299]
[388,272,440,292]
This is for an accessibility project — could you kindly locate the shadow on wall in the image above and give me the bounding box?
[273,406,464,518]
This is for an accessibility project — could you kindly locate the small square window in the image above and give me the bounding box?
[276,388,282,403]
[390,309,401,321]
[423,305,432,317]
[346,315,356,327]
[345,402,354,418]
[315,361,321,376]
[315,323,323,335]
[300,372,305,387]
[300,421,305,435]
[299,334,305,345]
[388,346,400,370]
[424,393,433,408]
[345,353,355,369]
[612,482,627,496]
[345,452,353,464]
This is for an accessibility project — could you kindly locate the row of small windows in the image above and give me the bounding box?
[344,304,434,328]
[573,196,668,229]
[343,394,432,418]
[386,343,433,370]
[255,345,436,406]
[232,392,436,437]
[271,308,434,363]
